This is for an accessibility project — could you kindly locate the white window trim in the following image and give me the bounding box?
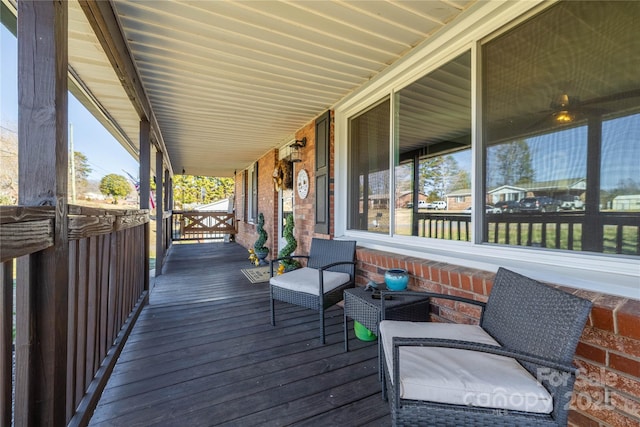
[333,0,640,299]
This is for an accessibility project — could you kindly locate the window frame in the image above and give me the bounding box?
[333,0,639,298]
[247,163,258,224]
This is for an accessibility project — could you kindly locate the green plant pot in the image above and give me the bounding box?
[354,321,377,342]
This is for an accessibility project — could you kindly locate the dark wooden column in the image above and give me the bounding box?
[168,177,174,210]
[155,151,164,277]
[164,169,172,252]
[164,169,170,210]
[140,120,151,293]
[583,116,603,252]
[16,1,69,424]
[412,153,420,236]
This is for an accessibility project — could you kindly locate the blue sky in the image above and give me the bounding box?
[1,24,139,181]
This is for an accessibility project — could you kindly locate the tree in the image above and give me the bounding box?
[69,151,92,196]
[99,174,131,204]
[419,155,465,200]
[0,124,18,204]
[489,140,534,187]
[172,175,235,208]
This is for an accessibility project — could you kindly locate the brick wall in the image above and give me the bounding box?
[234,150,279,258]
[234,112,336,266]
[291,120,317,256]
[357,246,640,426]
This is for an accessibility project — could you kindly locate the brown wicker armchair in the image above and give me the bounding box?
[269,238,356,344]
[380,267,592,426]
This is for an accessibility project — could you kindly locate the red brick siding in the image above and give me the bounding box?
[234,112,336,263]
[356,247,640,427]
[233,150,279,257]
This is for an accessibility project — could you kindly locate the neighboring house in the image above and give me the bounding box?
[445,189,471,211]
[612,194,640,211]
[486,185,527,205]
[396,191,428,208]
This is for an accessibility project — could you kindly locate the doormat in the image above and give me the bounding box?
[241,266,271,284]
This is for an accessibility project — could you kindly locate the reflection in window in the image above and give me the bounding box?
[348,99,390,233]
[483,1,640,255]
[602,114,640,211]
[281,188,293,237]
[395,52,472,240]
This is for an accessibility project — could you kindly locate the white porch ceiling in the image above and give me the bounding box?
[66,0,475,177]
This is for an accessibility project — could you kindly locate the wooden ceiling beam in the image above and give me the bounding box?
[78,0,173,175]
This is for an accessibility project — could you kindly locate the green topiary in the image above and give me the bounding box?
[253,213,269,255]
[278,213,301,271]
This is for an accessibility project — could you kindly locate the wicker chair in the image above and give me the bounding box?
[269,238,356,344]
[379,267,592,426]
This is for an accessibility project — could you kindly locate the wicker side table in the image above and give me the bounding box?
[343,287,430,352]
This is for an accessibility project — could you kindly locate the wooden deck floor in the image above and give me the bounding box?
[89,242,390,426]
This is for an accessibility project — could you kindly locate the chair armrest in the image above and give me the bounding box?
[316,261,356,294]
[380,291,486,321]
[389,336,577,411]
[318,260,356,271]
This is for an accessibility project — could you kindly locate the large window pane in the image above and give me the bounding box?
[348,99,390,232]
[483,1,640,255]
[395,52,472,240]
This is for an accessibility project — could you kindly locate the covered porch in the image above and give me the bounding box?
[88,242,388,426]
[2,0,639,425]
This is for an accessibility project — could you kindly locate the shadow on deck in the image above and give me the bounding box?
[89,242,390,426]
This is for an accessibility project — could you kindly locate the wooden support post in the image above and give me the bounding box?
[164,169,171,250]
[16,1,69,424]
[140,120,151,293]
[155,152,164,277]
[583,116,604,252]
[168,177,174,211]
[0,262,12,427]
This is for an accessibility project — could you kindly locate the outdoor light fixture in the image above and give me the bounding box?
[555,110,574,123]
[289,137,307,163]
[551,93,577,123]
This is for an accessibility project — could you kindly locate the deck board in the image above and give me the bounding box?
[89,242,389,426]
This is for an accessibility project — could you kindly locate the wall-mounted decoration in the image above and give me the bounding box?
[272,159,293,191]
[297,169,309,199]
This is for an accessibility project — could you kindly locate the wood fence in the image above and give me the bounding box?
[0,205,149,425]
[172,211,236,241]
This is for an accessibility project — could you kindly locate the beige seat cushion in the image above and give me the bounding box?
[379,321,553,414]
[269,267,350,295]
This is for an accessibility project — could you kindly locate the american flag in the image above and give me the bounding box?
[123,170,155,208]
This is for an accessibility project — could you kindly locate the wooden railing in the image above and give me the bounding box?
[172,211,236,241]
[0,205,149,425]
[415,212,640,255]
[415,213,471,241]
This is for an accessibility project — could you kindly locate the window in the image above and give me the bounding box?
[483,1,640,255]
[348,99,390,233]
[337,0,639,297]
[248,163,258,222]
[395,52,471,239]
[346,53,472,241]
